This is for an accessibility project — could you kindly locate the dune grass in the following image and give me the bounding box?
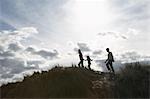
[114,63,150,98]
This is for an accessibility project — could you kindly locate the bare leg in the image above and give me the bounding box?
[78,61,81,67]
[110,62,115,73]
[88,63,91,70]
[106,62,111,72]
[81,60,84,67]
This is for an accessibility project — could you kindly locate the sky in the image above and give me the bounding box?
[0,0,150,86]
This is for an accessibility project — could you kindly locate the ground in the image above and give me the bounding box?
[0,63,149,98]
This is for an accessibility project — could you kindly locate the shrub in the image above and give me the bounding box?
[114,63,149,98]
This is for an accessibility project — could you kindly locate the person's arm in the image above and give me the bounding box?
[105,53,109,63]
[105,59,108,63]
[82,57,85,60]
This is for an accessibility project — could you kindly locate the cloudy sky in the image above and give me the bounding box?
[0,0,150,86]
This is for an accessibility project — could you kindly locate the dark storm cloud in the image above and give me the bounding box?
[74,43,91,52]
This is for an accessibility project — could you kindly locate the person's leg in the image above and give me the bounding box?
[78,61,81,67]
[81,60,84,67]
[106,62,111,72]
[88,63,91,70]
[110,62,115,73]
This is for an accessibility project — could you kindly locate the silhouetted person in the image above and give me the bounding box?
[105,48,115,73]
[78,49,84,67]
[86,56,92,70]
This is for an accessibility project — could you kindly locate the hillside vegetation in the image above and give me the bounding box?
[0,63,149,98]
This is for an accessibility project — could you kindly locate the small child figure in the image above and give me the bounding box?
[86,56,93,70]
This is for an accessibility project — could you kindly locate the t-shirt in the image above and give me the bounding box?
[108,52,114,61]
[79,54,83,60]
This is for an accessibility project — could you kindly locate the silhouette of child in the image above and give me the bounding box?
[86,56,92,70]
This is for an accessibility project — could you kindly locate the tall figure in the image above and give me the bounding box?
[86,56,92,70]
[105,48,115,73]
[78,49,84,67]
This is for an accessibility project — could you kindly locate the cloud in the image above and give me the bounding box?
[8,43,23,52]
[0,27,38,46]
[0,58,41,86]
[0,58,39,79]
[27,60,43,67]
[126,28,139,36]
[26,46,59,59]
[111,0,149,20]
[0,46,15,58]
[0,27,60,86]
[0,0,69,39]
[120,51,150,63]
[1,74,14,79]
[95,59,123,72]
[98,32,128,40]
[93,50,102,55]
[94,50,150,72]
[0,58,36,73]
[25,46,35,53]
[109,0,149,33]
[0,51,14,58]
[0,46,4,51]
[0,56,40,86]
[36,50,58,59]
[74,43,91,52]
[0,20,16,30]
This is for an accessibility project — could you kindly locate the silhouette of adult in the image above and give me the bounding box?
[105,48,115,73]
[78,49,84,67]
[86,56,92,70]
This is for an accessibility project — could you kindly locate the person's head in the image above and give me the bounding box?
[78,49,81,53]
[87,56,90,59]
[106,48,109,52]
